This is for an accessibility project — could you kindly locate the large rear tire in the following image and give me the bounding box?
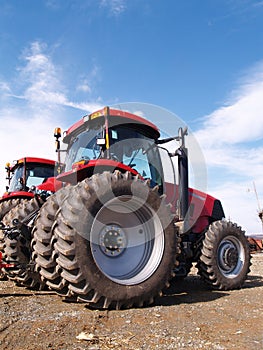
[31,188,68,292]
[2,197,44,289]
[54,171,179,309]
[197,220,251,290]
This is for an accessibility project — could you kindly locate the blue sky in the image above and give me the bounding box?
[1,0,263,234]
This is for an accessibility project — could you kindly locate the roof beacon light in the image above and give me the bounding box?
[54,127,62,138]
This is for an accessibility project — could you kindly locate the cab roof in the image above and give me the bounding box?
[10,157,56,171]
[63,107,160,143]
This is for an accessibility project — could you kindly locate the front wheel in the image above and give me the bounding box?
[197,220,251,290]
[54,171,179,309]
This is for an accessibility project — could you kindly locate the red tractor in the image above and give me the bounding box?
[3,107,251,308]
[0,157,58,219]
[0,157,60,284]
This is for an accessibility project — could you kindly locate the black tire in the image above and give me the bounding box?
[0,198,25,251]
[54,171,179,309]
[0,198,25,279]
[31,188,68,292]
[2,197,44,289]
[0,198,23,220]
[197,220,251,290]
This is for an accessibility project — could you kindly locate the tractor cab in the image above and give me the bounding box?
[56,107,165,190]
[4,157,57,197]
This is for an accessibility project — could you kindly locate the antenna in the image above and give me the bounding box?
[253,181,263,232]
[253,181,261,211]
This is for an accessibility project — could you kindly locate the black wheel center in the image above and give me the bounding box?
[99,225,127,257]
[223,247,238,268]
[104,230,123,251]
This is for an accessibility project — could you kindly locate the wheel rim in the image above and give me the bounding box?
[90,195,164,285]
[217,235,245,278]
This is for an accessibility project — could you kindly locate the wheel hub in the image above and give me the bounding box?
[99,225,127,257]
[223,247,238,268]
[219,241,239,272]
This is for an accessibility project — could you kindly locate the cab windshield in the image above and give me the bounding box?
[9,163,55,191]
[64,127,103,172]
[64,123,163,188]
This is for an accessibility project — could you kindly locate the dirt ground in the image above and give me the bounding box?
[0,253,262,350]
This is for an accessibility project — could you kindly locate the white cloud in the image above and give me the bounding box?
[100,0,127,16]
[44,0,61,10]
[209,180,263,235]
[0,81,11,93]
[0,109,57,194]
[0,41,103,194]
[194,60,263,234]
[196,85,263,146]
[4,41,103,115]
[253,1,263,8]
[76,65,100,94]
[77,80,92,93]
